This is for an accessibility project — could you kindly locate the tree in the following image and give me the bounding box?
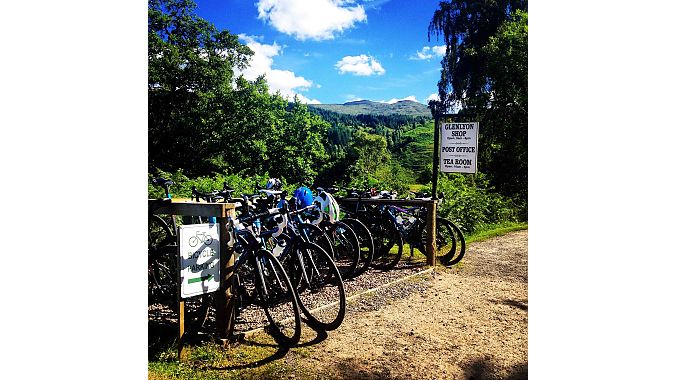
[148,0,329,186]
[148,0,252,175]
[429,1,528,201]
[346,131,391,186]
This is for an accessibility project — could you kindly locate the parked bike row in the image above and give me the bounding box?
[148,177,465,346]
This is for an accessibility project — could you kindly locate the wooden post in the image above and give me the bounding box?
[177,230,186,361]
[178,300,186,361]
[425,200,437,266]
[148,200,237,355]
[216,206,237,339]
[431,115,440,200]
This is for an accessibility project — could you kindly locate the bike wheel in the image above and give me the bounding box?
[273,234,304,290]
[342,218,374,278]
[149,215,174,248]
[421,217,456,263]
[148,215,211,335]
[442,220,466,266]
[298,223,334,258]
[255,249,302,346]
[290,241,346,331]
[325,221,360,279]
[370,218,403,271]
[148,215,176,304]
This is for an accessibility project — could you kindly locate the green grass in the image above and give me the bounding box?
[465,222,528,245]
[148,334,307,380]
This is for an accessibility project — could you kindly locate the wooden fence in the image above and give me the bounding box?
[149,197,438,358]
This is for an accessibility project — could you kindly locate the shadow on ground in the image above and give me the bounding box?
[463,356,528,380]
[209,328,329,371]
[148,321,177,360]
[495,298,528,311]
[314,354,527,379]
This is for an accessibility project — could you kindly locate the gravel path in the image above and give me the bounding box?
[230,259,430,334]
[148,257,430,334]
[291,230,528,380]
[149,230,528,380]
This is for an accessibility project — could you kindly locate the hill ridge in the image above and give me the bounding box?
[309,99,431,117]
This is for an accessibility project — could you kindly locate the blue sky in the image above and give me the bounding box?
[192,0,445,104]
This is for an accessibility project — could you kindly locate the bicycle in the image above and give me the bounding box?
[320,186,374,278]
[256,201,346,331]
[397,191,466,266]
[227,200,302,345]
[339,187,404,271]
[188,231,213,247]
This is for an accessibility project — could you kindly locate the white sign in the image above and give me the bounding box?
[440,122,479,173]
[179,223,220,298]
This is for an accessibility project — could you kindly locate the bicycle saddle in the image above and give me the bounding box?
[152,177,174,187]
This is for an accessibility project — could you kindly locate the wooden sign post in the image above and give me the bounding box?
[148,200,236,361]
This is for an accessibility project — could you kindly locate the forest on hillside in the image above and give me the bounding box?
[148,0,528,232]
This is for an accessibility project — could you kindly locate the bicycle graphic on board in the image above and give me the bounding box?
[188,231,213,247]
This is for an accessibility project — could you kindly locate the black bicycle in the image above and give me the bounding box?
[228,202,302,345]
[388,204,465,265]
[340,188,404,271]
[260,202,347,331]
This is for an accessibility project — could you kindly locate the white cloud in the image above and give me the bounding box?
[295,93,322,104]
[237,34,320,104]
[335,55,385,76]
[410,45,446,60]
[431,45,445,56]
[427,93,463,112]
[257,0,367,41]
[377,95,419,104]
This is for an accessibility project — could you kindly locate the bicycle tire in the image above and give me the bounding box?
[289,241,346,331]
[184,294,212,336]
[148,215,176,304]
[340,218,373,278]
[255,249,302,346]
[149,215,211,335]
[149,214,174,249]
[298,222,334,258]
[421,217,456,263]
[442,219,466,266]
[370,217,404,270]
[325,221,360,279]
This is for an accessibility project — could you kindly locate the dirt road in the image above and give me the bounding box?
[299,230,528,379]
[150,230,528,380]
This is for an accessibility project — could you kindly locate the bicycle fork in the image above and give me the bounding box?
[295,245,322,289]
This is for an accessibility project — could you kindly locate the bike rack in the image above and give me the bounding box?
[149,199,237,360]
[335,198,438,266]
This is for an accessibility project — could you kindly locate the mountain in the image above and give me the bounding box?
[308,100,432,118]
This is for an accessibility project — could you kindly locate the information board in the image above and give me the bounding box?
[179,223,220,298]
[440,122,479,173]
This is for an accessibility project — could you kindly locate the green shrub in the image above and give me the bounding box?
[429,173,523,234]
[148,170,525,236]
[148,169,272,199]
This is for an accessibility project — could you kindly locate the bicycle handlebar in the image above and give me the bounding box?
[151,177,174,198]
[237,204,290,225]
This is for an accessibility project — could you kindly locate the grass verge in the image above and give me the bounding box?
[148,332,318,380]
[465,222,528,245]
